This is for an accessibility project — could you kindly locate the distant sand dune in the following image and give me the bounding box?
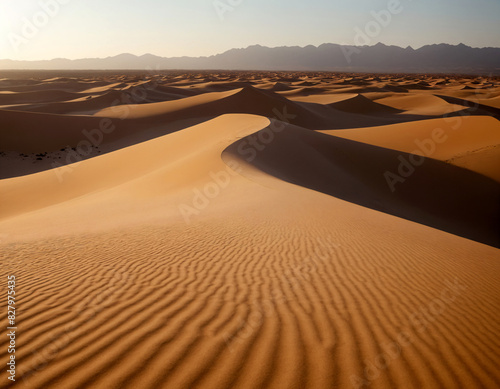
[324,116,500,183]
[328,94,403,114]
[0,89,82,105]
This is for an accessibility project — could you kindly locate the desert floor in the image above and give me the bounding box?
[0,71,499,389]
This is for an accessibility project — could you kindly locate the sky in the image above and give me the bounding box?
[0,0,499,61]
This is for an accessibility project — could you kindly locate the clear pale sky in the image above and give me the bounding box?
[1,0,499,60]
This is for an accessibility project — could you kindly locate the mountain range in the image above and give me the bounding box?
[1,43,499,74]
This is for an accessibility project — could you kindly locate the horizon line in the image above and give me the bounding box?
[2,42,500,62]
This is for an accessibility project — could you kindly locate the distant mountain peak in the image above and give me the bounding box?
[111,53,138,59]
[1,43,498,75]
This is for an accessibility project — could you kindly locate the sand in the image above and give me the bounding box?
[0,71,499,389]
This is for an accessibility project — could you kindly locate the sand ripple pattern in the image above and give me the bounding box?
[1,216,499,389]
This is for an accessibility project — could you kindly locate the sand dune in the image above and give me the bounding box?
[0,90,82,105]
[375,94,466,115]
[323,116,500,183]
[328,94,404,114]
[0,114,269,222]
[0,71,499,389]
[226,120,500,247]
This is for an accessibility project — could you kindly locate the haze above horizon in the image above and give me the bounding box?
[1,0,499,61]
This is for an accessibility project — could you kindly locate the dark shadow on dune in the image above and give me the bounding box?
[224,122,500,248]
[435,95,500,120]
[0,113,210,179]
